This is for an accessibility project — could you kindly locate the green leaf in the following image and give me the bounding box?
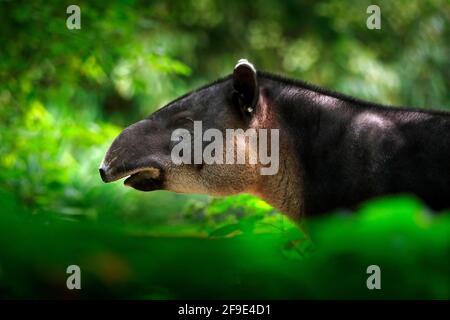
[209,223,241,237]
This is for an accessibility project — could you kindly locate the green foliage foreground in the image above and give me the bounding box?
[0,190,448,299]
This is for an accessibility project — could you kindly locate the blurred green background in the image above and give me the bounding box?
[0,0,448,299]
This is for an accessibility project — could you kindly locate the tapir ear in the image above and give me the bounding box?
[233,59,258,115]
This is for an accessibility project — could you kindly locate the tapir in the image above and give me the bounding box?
[100,59,450,220]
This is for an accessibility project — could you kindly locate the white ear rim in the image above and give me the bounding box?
[234,59,256,73]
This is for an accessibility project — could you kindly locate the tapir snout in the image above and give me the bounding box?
[100,119,171,191]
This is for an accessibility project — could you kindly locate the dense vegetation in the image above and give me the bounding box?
[0,0,448,298]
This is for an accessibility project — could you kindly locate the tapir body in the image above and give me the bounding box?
[100,60,450,219]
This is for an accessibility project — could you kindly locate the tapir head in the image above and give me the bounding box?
[100,59,279,197]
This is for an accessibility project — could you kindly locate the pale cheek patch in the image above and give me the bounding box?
[164,168,209,194]
[229,132,259,166]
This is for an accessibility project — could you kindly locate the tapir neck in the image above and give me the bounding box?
[251,146,304,220]
[254,73,450,217]
[255,76,357,218]
[249,82,309,219]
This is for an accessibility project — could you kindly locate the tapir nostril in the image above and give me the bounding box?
[99,166,108,182]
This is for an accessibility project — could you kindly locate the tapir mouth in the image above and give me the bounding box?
[123,168,163,191]
[99,165,164,192]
